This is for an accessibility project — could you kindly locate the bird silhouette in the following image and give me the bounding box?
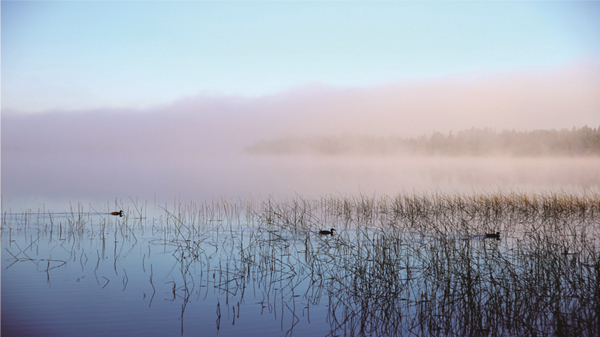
[110,210,124,217]
[484,232,500,239]
[319,228,336,235]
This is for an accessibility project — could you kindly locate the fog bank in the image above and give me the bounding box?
[4,61,600,157]
[3,62,600,210]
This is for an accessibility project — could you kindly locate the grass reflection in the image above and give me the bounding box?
[3,191,599,336]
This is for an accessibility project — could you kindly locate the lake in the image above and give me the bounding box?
[3,191,599,336]
[3,155,600,212]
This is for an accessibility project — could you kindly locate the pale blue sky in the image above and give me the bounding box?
[2,1,600,113]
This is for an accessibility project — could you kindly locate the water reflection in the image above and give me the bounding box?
[3,192,600,336]
[3,155,600,212]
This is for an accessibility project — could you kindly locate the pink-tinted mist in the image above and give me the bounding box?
[2,61,600,210]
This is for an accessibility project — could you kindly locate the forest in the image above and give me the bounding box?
[246,125,600,156]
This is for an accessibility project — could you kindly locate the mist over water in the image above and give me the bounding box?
[3,64,600,211]
[3,150,599,212]
[4,4,600,336]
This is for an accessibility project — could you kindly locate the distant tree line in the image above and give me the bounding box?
[246,126,600,156]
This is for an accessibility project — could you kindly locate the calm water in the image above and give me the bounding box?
[3,193,600,336]
[3,155,600,212]
[2,210,334,337]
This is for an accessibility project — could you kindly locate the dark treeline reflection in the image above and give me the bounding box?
[3,191,600,336]
[247,126,600,156]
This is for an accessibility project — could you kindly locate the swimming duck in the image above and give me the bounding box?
[484,232,500,239]
[110,210,124,217]
[319,228,336,235]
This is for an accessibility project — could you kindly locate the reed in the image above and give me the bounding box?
[3,190,599,336]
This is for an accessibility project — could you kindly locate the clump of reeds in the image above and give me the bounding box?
[241,190,600,336]
[5,190,599,336]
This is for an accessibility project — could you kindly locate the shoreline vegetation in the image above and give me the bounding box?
[246,125,600,157]
[3,190,600,336]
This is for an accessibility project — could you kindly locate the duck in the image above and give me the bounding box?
[110,210,124,217]
[484,232,500,239]
[319,228,336,235]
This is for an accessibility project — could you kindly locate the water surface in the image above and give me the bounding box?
[3,193,599,336]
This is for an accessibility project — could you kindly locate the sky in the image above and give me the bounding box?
[3,1,600,114]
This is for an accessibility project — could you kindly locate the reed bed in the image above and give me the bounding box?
[3,191,599,336]
[147,190,599,336]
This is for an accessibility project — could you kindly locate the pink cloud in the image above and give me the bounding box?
[3,60,599,207]
[4,59,599,159]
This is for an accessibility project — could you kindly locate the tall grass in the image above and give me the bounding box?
[150,190,599,336]
[4,191,599,336]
